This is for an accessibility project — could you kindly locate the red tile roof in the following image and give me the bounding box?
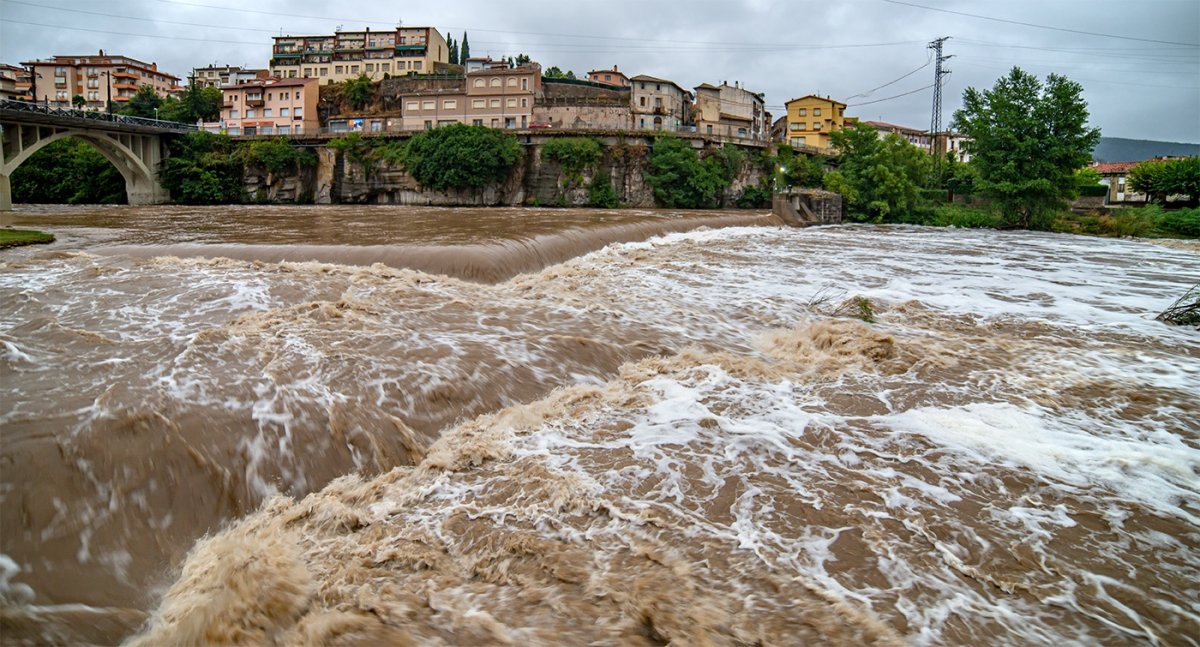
[1091,161,1140,174]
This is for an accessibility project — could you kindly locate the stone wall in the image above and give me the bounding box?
[772,189,842,226]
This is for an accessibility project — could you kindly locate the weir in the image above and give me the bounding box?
[771,188,843,226]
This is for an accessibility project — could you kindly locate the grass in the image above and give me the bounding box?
[0,228,56,249]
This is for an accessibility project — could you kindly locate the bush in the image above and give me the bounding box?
[1077,184,1109,197]
[1156,207,1200,237]
[644,135,728,209]
[736,185,772,209]
[401,124,522,192]
[240,137,315,175]
[541,137,602,185]
[930,204,1003,229]
[160,131,243,204]
[587,172,620,208]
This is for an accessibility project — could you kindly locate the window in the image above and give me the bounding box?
[227,127,241,135]
[506,98,516,107]
[604,75,611,81]
[422,100,435,109]
[278,125,291,134]
[491,118,499,127]
[424,120,432,130]
[261,125,274,135]
[413,62,422,70]
[230,109,239,118]
[288,70,297,78]
[472,99,485,108]
[267,93,272,101]
[474,79,485,88]
[303,68,312,77]
[407,101,419,110]
[521,78,528,90]
[656,84,661,91]
[281,107,289,116]
[294,107,302,117]
[295,91,300,99]
[790,137,801,147]
[350,65,359,73]
[246,109,256,118]
[366,64,374,72]
[797,108,806,116]
[812,123,822,131]
[813,108,821,116]
[490,99,500,108]
[443,100,456,109]
[319,67,328,76]
[381,63,390,72]
[507,77,516,87]
[520,98,527,108]
[472,119,483,126]
[370,120,382,132]
[639,96,646,107]
[490,78,501,87]
[789,123,801,131]
[706,125,713,134]
[264,108,273,117]
[335,66,344,74]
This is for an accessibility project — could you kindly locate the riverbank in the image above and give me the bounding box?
[0,228,54,249]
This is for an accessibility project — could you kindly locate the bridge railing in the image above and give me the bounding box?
[0,99,198,132]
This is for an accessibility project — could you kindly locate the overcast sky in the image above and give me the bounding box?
[3,0,1198,142]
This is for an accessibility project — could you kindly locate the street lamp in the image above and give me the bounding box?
[154,107,159,122]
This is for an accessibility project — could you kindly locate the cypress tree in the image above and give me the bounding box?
[461,32,470,62]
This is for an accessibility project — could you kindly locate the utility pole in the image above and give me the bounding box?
[928,36,953,181]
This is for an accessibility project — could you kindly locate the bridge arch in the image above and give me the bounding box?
[1,106,177,212]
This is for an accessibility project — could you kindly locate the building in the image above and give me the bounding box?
[933,131,971,163]
[398,65,541,131]
[771,115,788,143]
[587,65,630,88]
[270,27,448,84]
[1090,161,1147,205]
[0,64,27,100]
[218,77,319,135]
[864,120,931,151]
[630,74,691,132]
[784,95,849,150]
[190,65,269,89]
[533,77,631,130]
[692,81,767,141]
[464,57,509,73]
[21,51,180,109]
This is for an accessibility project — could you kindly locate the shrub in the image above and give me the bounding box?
[930,204,1003,229]
[1156,207,1200,237]
[240,137,315,175]
[401,124,522,192]
[541,137,602,185]
[587,172,620,208]
[736,185,772,209]
[160,131,243,204]
[644,135,727,209]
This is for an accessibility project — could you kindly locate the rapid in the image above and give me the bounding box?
[0,205,1197,646]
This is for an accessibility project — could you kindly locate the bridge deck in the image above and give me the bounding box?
[0,100,197,135]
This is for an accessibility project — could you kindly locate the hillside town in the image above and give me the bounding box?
[1,25,967,158]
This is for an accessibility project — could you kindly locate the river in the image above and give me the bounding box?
[1,205,1197,646]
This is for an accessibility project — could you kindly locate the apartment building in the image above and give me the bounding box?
[464,57,510,73]
[219,77,319,135]
[270,27,448,84]
[785,95,849,150]
[399,65,541,130]
[190,65,269,89]
[630,74,691,131]
[0,64,27,100]
[21,51,179,109]
[692,81,767,141]
[865,120,931,151]
[587,65,630,88]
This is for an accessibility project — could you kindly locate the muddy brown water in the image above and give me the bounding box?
[1,205,1197,646]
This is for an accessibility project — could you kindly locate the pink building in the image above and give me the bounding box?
[219,77,318,135]
[587,65,630,88]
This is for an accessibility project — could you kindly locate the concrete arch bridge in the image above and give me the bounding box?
[1,100,196,214]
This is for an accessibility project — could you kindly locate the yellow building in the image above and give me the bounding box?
[784,95,849,150]
[270,27,448,84]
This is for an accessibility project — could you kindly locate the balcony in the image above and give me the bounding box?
[652,106,667,115]
[113,71,138,80]
[245,96,264,107]
[113,82,139,91]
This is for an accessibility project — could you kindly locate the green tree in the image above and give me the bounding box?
[120,84,163,119]
[161,84,223,123]
[400,124,522,192]
[514,54,532,67]
[544,66,566,79]
[343,74,373,111]
[10,138,126,204]
[160,131,243,204]
[1128,157,1200,204]
[952,67,1101,229]
[826,121,930,221]
[644,135,727,208]
[460,32,470,62]
[71,94,85,108]
[448,36,458,65]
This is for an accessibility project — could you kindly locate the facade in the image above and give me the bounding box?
[865,121,931,151]
[218,77,319,135]
[464,57,509,73]
[587,65,630,88]
[934,131,971,163]
[784,95,849,150]
[0,64,26,100]
[190,65,269,89]
[533,78,631,129]
[1091,161,1145,205]
[630,74,691,132]
[399,65,541,130]
[21,51,180,109]
[270,27,448,84]
[692,81,767,141]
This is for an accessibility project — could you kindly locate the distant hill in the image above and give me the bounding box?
[1092,137,1199,162]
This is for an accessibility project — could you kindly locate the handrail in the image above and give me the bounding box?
[0,99,198,131]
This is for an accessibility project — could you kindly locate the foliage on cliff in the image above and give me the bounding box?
[644,136,728,209]
[241,138,318,175]
[399,124,523,192]
[160,131,244,204]
[9,138,127,204]
[541,137,603,186]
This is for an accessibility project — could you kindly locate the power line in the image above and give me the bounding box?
[1,18,262,44]
[881,0,1200,47]
[848,53,931,98]
[847,83,935,107]
[4,0,280,33]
